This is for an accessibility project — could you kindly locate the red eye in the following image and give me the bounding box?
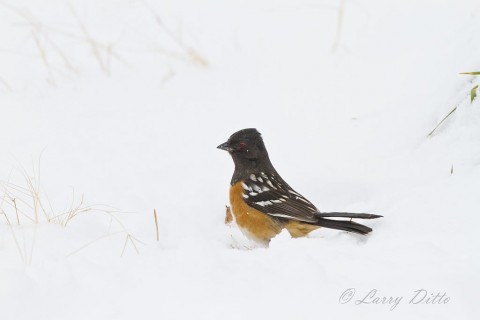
[238,142,247,150]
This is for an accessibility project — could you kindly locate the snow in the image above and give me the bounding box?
[1,0,479,319]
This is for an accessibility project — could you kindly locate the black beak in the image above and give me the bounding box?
[217,141,233,152]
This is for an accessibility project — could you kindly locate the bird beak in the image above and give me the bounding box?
[217,141,233,152]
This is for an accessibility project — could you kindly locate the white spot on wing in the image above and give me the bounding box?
[250,174,257,181]
[288,189,300,196]
[255,200,272,207]
[296,196,311,204]
[260,172,270,180]
[241,182,252,192]
[252,184,262,193]
[242,193,249,199]
[268,213,305,221]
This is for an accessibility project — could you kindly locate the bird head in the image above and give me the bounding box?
[217,128,269,162]
[217,128,275,184]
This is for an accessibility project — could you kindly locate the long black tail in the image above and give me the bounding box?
[314,212,383,235]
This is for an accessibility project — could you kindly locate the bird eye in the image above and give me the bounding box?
[238,142,247,150]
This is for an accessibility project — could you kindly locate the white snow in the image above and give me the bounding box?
[1,0,480,319]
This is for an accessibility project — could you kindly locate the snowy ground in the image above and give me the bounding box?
[1,0,480,319]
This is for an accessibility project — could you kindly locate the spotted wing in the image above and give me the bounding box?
[241,172,319,223]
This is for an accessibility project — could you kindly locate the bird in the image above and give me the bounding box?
[217,128,382,246]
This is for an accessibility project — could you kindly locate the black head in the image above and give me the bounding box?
[218,128,275,184]
[217,128,266,159]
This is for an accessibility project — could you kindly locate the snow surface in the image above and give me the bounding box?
[1,0,480,319]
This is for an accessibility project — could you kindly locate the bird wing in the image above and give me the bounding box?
[240,172,319,223]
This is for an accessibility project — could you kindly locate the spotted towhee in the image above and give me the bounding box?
[218,128,382,246]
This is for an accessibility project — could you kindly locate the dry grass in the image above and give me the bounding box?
[121,234,141,257]
[1,1,210,90]
[0,162,140,264]
[0,200,31,264]
[332,0,347,53]
[427,106,457,137]
[68,4,129,76]
[153,208,159,241]
[0,1,129,84]
[428,71,479,137]
[1,1,63,85]
[144,2,208,68]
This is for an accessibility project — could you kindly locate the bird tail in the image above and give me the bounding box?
[313,212,383,235]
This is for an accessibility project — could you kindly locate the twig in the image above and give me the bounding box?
[460,71,480,75]
[121,234,140,257]
[12,198,20,225]
[153,209,159,241]
[332,0,346,53]
[427,106,457,137]
[28,224,37,265]
[1,208,26,263]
